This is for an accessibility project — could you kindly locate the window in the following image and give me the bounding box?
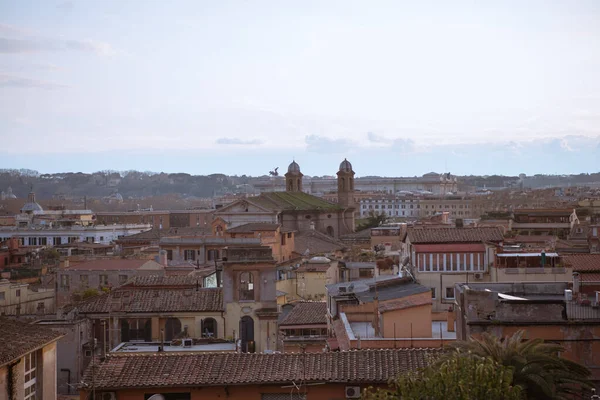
[201,318,217,337]
[239,272,254,301]
[359,268,373,278]
[39,237,47,245]
[119,275,128,285]
[0,292,4,300]
[184,249,196,261]
[61,274,70,288]
[80,275,89,285]
[99,274,109,286]
[431,287,436,299]
[166,249,173,260]
[24,351,37,400]
[281,234,286,245]
[53,237,62,246]
[37,302,45,312]
[16,289,21,297]
[445,287,455,299]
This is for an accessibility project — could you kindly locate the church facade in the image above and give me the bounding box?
[215,159,357,238]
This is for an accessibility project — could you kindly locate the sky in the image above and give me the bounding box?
[1,0,599,177]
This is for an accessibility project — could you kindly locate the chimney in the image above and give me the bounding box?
[159,250,168,267]
[573,272,581,294]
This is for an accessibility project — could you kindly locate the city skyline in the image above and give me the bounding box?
[1,1,599,176]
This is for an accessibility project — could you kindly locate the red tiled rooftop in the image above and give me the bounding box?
[83,349,441,389]
[66,259,163,271]
[226,223,281,233]
[280,302,327,326]
[562,254,600,272]
[407,227,503,244]
[0,318,64,367]
[73,287,223,313]
[378,296,432,313]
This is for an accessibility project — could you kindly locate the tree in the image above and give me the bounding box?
[363,350,523,400]
[447,331,592,400]
[357,211,388,230]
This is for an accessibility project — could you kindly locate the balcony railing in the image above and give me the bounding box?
[501,267,568,275]
[566,300,600,321]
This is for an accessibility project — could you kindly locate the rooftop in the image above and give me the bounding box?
[122,275,207,288]
[0,318,64,367]
[82,349,440,390]
[279,302,327,326]
[407,227,503,244]
[226,223,282,233]
[65,259,163,271]
[71,287,223,314]
[250,191,342,212]
[562,254,600,272]
[294,229,346,255]
[112,341,236,353]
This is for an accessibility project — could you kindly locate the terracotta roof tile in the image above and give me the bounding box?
[581,273,600,282]
[378,296,432,313]
[251,192,342,211]
[407,227,503,244]
[280,302,327,326]
[66,259,163,271]
[123,275,207,288]
[563,254,600,272]
[227,223,281,233]
[74,287,223,314]
[0,318,64,367]
[83,349,440,389]
[295,230,346,255]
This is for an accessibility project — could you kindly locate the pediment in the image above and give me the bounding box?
[215,199,274,214]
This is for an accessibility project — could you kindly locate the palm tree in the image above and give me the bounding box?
[447,330,592,400]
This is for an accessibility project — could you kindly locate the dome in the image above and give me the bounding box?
[339,158,353,173]
[21,201,43,213]
[287,160,301,174]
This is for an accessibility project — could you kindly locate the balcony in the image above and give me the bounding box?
[500,267,569,275]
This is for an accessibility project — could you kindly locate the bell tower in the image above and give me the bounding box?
[285,160,303,192]
[337,158,355,208]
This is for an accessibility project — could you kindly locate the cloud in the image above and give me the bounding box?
[56,1,74,11]
[367,132,390,144]
[305,135,355,153]
[0,24,114,56]
[216,137,263,145]
[0,74,70,89]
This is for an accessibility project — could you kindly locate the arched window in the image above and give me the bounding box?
[239,272,254,301]
[297,178,301,189]
[240,316,255,353]
[326,226,335,237]
[201,318,217,338]
[340,178,345,191]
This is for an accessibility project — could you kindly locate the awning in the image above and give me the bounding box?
[497,253,559,257]
[413,243,486,253]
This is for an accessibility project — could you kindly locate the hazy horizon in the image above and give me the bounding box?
[2,1,599,176]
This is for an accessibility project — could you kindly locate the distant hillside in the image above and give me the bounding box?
[1,169,599,201]
[0,169,238,200]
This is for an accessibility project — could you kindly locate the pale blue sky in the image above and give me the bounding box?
[1,1,599,176]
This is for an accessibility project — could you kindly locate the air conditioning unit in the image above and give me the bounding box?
[100,393,117,400]
[345,386,361,399]
[473,272,483,280]
[182,339,193,348]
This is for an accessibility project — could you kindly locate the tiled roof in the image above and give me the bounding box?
[562,254,600,272]
[581,273,600,282]
[280,302,327,326]
[378,295,432,313]
[407,227,503,244]
[251,192,341,211]
[0,318,64,367]
[74,287,223,314]
[83,349,440,389]
[227,223,281,233]
[295,230,346,255]
[66,259,163,271]
[123,275,206,288]
[119,227,211,241]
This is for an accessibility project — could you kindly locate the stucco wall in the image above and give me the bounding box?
[381,304,432,339]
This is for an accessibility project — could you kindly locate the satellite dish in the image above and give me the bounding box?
[147,395,166,400]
